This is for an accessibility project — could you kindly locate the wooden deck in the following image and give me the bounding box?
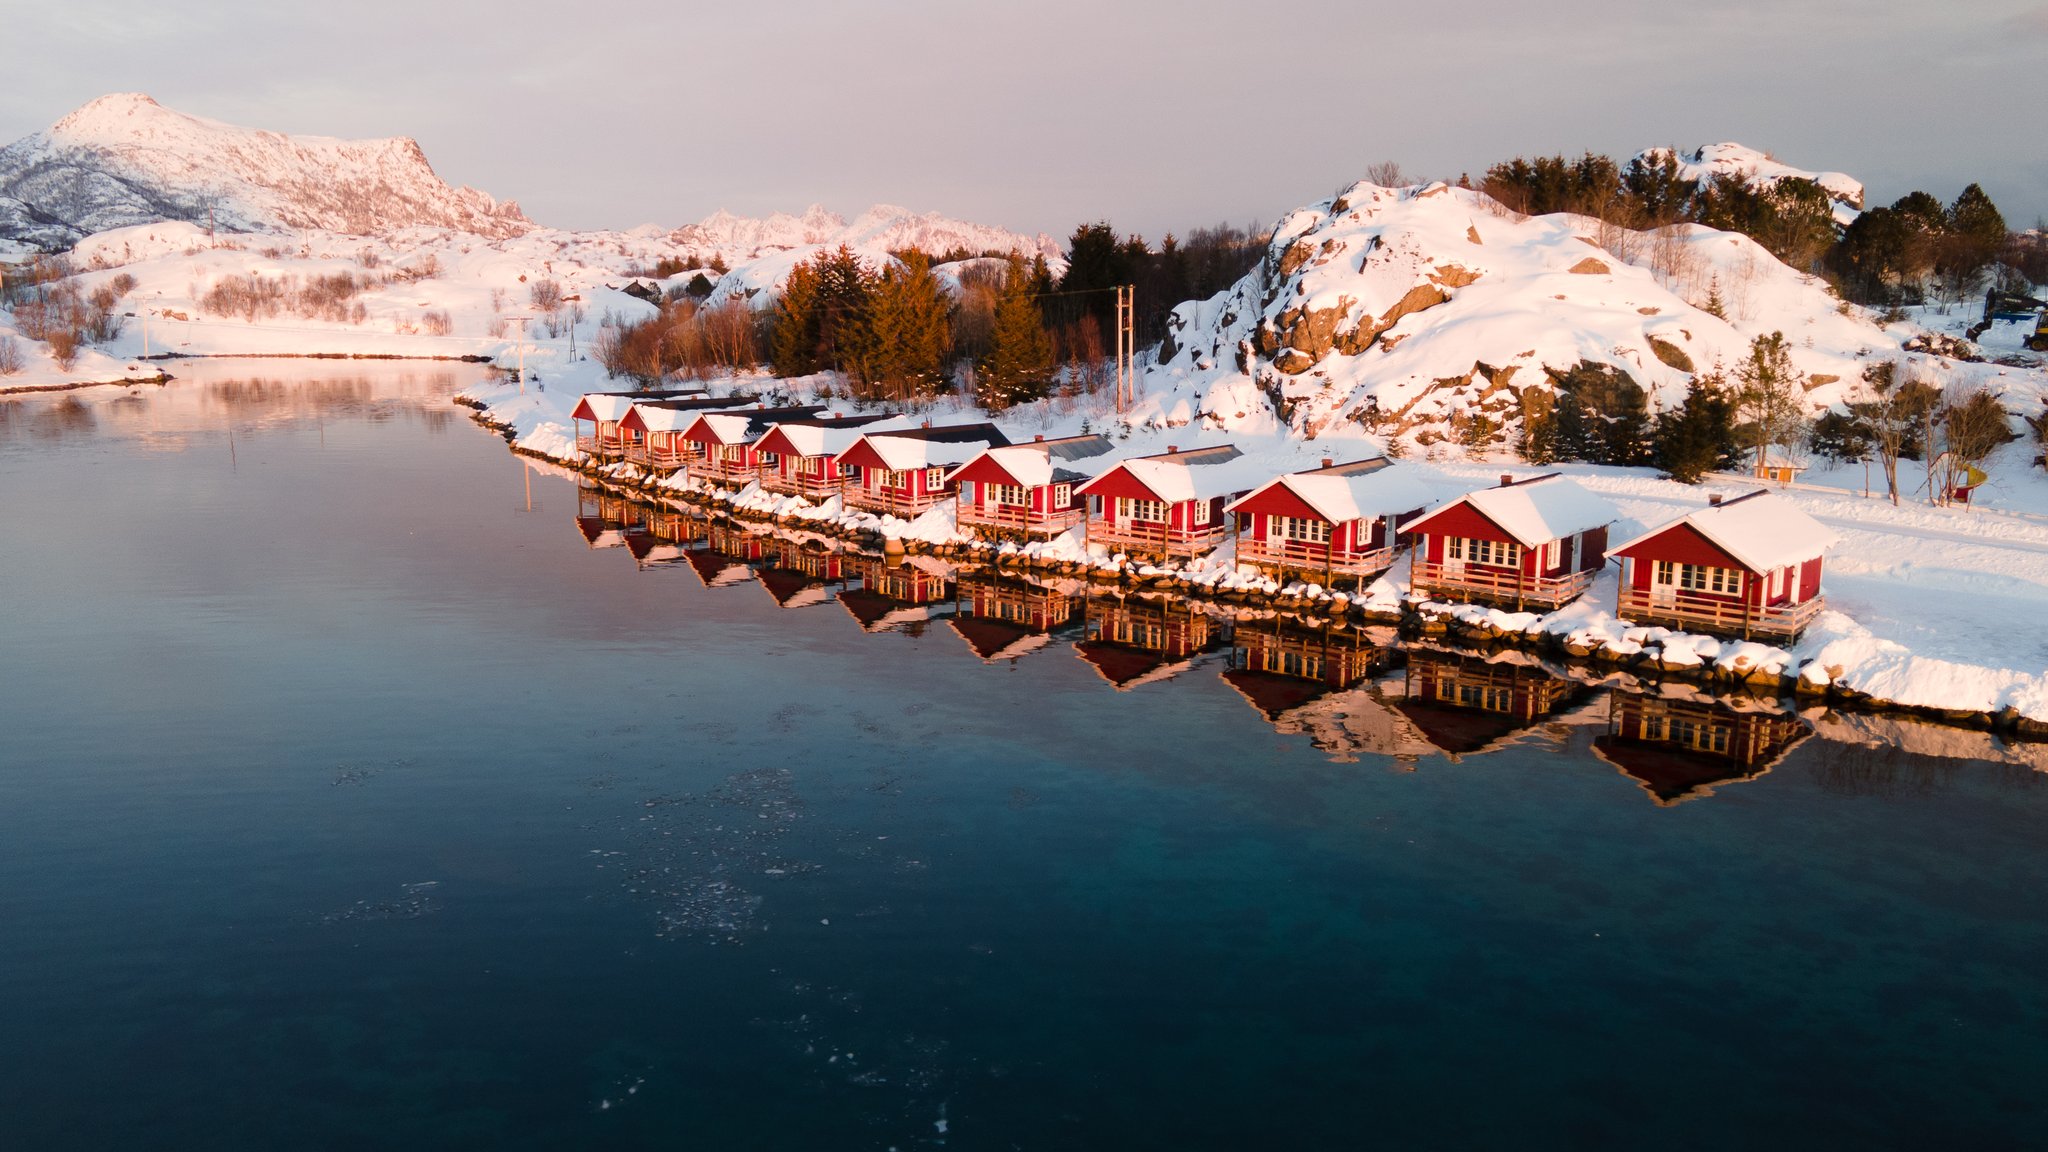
[1618,587,1824,640]
[1236,538,1396,584]
[1410,559,1595,610]
[761,471,844,499]
[957,502,1086,539]
[1086,519,1227,560]
[844,488,947,517]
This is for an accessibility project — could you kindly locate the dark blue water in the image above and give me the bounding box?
[2,366,2044,1150]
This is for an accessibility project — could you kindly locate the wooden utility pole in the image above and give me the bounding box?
[1113,285,1136,414]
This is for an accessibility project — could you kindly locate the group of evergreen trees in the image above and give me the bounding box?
[1476,150,2016,306]
[765,244,1065,409]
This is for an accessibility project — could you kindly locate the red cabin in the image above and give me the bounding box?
[1404,473,1616,610]
[840,423,1011,517]
[614,394,758,469]
[570,388,706,461]
[755,414,914,499]
[1077,445,1269,560]
[949,433,1117,540]
[677,405,827,487]
[1609,490,1834,640]
[1225,457,1434,586]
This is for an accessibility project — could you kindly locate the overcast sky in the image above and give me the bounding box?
[7,1,2045,240]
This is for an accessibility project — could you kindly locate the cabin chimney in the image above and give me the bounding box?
[922,419,931,429]
[1035,434,1044,442]
[833,411,843,419]
[1499,474,1514,487]
[1167,445,1179,454]
[1709,493,1725,507]
[1320,457,1334,469]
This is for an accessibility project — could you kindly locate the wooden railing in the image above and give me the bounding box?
[689,458,760,487]
[1237,538,1396,581]
[576,432,598,453]
[957,502,1086,537]
[645,444,691,471]
[1618,587,1824,639]
[1088,519,1228,558]
[761,470,844,498]
[1410,559,1596,609]
[844,487,947,517]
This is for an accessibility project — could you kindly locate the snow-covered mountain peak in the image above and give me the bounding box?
[0,93,531,247]
[1638,142,1864,214]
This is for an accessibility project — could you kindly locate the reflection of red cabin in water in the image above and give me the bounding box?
[1221,614,1390,716]
[949,434,1118,540]
[1225,457,1435,586]
[1396,651,1592,758]
[757,538,849,608]
[1593,693,1811,805]
[839,555,954,632]
[683,521,767,587]
[575,483,649,548]
[627,505,703,569]
[1077,444,1271,561]
[1610,490,1835,641]
[948,571,1081,662]
[1403,473,1615,610]
[678,405,828,487]
[840,424,1012,516]
[754,414,913,498]
[1073,592,1219,689]
[614,394,759,468]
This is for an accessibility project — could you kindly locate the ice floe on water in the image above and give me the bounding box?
[602,766,813,944]
[321,881,440,924]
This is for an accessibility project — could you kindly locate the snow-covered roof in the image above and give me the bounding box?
[581,394,639,422]
[1226,459,1436,523]
[861,433,996,471]
[764,415,917,457]
[950,441,1117,488]
[1084,447,1270,504]
[1611,491,1836,574]
[631,403,699,433]
[690,411,758,443]
[1410,474,1616,547]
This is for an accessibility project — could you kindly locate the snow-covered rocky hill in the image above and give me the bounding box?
[1138,173,2026,448]
[1637,143,1864,222]
[0,93,530,247]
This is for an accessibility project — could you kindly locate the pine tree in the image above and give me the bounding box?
[977,256,1055,410]
[810,244,874,374]
[857,250,954,400]
[1654,368,1739,482]
[1733,331,1807,475]
[1702,274,1727,320]
[770,258,822,378]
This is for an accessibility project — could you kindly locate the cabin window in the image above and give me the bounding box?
[1270,515,1331,544]
[838,461,858,479]
[759,451,779,468]
[987,482,1029,507]
[1541,539,1560,571]
[1118,497,1168,523]
[1678,564,1740,594]
[925,467,946,489]
[1440,680,1512,712]
[1449,536,1518,567]
[1053,483,1072,509]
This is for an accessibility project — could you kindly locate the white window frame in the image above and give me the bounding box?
[1052,483,1072,509]
[925,467,946,490]
[1270,515,1332,544]
[987,482,1029,507]
[1119,497,1168,523]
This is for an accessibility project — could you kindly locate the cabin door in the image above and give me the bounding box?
[1443,537,1466,578]
[1650,560,1679,607]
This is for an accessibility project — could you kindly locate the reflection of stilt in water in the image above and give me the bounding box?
[1395,650,1596,760]
[839,555,955,633]
[947,570,1082,663]
[1592,693,1811,805]
[1219,614,1429,763]
[1073,590,1220,690]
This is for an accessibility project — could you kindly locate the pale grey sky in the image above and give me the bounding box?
[7,1,2045,239]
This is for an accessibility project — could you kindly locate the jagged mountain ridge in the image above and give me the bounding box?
[0,93,530,247]
[671,203,1060,264]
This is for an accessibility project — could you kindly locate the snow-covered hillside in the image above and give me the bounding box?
[0,93,529,247]
[1637,142,1864,222]
[1139,176,2023,448]
[671,203,1058,267]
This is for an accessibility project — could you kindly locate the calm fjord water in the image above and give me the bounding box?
[1,365,2044,1150]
